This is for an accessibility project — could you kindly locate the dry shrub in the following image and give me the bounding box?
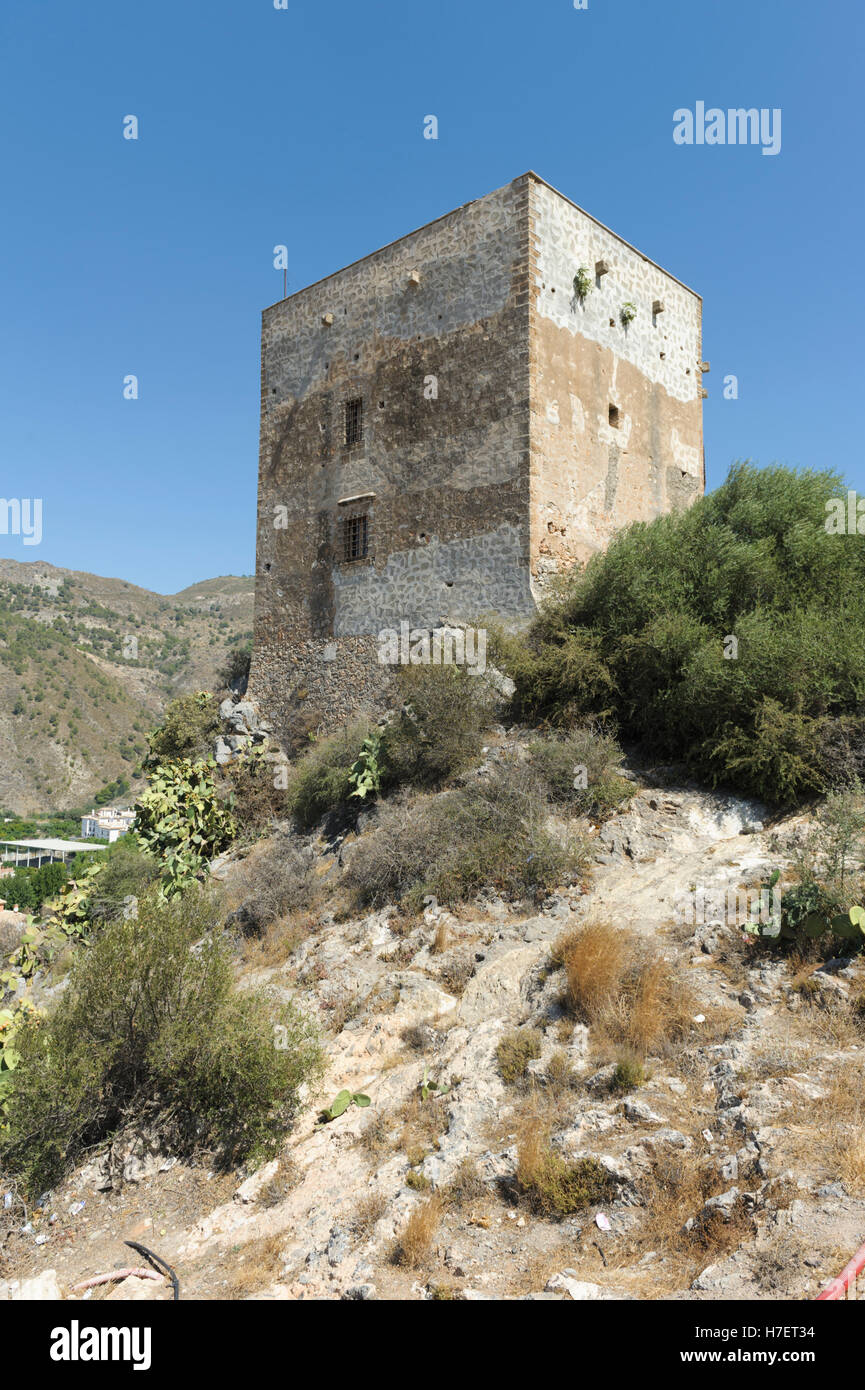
[241,914,311,969]
[438,954,475,996]
[431,921,451,955]
[632,1154,755,1270]
[352,1190,389,1240]
[257,1156,300,1208]
[225,1233,286,1298]
[229,836,317,936]
[399,1089,450,1156]
[357,1109,393,1162]
[554,921,697,1058]
[392,1195,443,1268]
[443,1159,488,1212]
[812,1069,865,1195]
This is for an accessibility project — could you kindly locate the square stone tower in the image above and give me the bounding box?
[251,172,704,725]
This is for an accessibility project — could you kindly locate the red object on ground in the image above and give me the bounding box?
[816,1238,865,1300]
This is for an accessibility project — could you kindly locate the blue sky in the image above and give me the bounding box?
[1,0,861,593]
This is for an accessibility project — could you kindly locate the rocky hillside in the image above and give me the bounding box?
[4,750,863,1303]
[0,560,253,815]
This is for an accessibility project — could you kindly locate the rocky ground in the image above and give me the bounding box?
[2,767,864,1302]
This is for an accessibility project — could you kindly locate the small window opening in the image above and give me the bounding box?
[344,398,363,446]
[609,404,620,428]
[343,514,369,562]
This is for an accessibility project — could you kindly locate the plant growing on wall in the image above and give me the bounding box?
[571,267,593,306]
[620,302,637,327]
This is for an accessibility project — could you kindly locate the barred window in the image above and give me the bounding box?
[343,514,369,562]
[344,397,363,447]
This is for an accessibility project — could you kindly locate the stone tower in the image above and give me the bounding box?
[251,172,704,726]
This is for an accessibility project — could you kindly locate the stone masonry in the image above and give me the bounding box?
[251,172,704,727]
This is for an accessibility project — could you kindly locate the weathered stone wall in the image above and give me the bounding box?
[250,172,705,730]
[527,177,704,586]
[251,177,533,726]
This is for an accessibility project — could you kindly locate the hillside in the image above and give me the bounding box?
[0,560,253,815]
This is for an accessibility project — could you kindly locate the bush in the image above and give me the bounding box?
[229,836,316,935]
[286,722,374,830]
[503,463,865,805]
[0,887,323,1195]
[516,1130,613,1217]
[217,642,252,693]
[85,837,161,924]
[218,745,288,836]
[145,693,220,768]
[380,664,496,789]
[528,725,629,819]
[496,1028,543,1084]
[343,763,582,910]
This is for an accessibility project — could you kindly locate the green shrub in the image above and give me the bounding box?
[516,1132,614,1217]
[287,721,374,830]
[85,837,161,923]
[343,763,583,910]
[217,642,252,692]
[496,1028,543,1084]
[0,887,323,1196]
[611,1056,645,1093]
[380,664,496,789]
[144,692,220,767]
[528,725,629,818]
[503,463,865,805]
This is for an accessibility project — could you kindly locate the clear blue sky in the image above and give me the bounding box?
[1,0,861,593]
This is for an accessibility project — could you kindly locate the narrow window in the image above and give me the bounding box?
[343,514,369,562]
[609,404,620,428]
[344,397,363,447]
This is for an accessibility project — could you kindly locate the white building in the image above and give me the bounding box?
[80,807,136,843]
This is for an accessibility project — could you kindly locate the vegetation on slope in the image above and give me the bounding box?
[496,463,865,805]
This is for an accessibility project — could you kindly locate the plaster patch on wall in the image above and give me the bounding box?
[332,522,531,634]
[671,427,702,478]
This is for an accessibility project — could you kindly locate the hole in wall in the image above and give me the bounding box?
[609,404,620,428]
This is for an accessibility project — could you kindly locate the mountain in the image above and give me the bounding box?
[0,559,254,815]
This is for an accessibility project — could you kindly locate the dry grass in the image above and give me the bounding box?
[239,912,312,968]
[554,920,700,1059]
[431,921,451,955]
[392,1195,443,1268]
[398,1089,450,1156]
[351,1189,389,1240]
[812,1069,865,1195]
[225,1233,286,1298]
[622,1153,756,1291]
